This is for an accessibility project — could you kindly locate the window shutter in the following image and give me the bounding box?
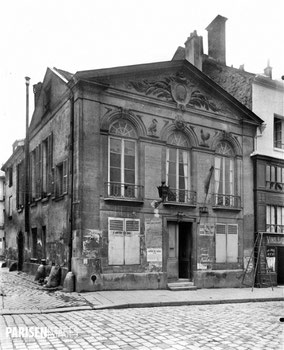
[48,134,53,194]
[63,159,68,194]
[215,224,226,263]
[108,218,124,265]
[39,144,42,197]
[227,224,238,262]
[124,219,140,264]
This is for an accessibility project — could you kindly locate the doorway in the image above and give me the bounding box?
[277,247,284,285]
[17,231,24,271]
[167,221,192,280]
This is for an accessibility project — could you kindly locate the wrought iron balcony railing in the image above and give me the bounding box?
[266,225,284,234]
[165,188,197,205]
[212,193,241,209]
[105,182,144,201]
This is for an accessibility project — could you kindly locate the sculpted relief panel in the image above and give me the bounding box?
[128,71,219,112]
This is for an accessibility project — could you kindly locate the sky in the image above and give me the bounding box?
[1,0,284,166]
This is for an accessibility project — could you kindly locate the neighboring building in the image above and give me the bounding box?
[1,140,25,265]
[2,15,264,291]
[174,15,284,286]
[251,74,284,286]
[0,170,5,257]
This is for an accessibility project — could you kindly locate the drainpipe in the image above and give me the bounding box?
[24,77,30,248]
[68,91,75,272]
[63,82,75,292]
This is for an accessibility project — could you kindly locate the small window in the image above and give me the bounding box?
[8,167,13,187]
[274,116,284,149]
[16,161,25,209]
[8,196,13,218]
[55,159,68,196]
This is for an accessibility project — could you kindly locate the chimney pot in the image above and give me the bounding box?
[184,31,203,71]
[264,60,272,79]
[206,15,227,65]
[33,82,43,107]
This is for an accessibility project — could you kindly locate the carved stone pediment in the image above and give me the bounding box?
[128,71,219,112]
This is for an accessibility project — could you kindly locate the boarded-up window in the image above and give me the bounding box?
[215,224,238,263]
[215,224,226,263]
[108,218,140,265]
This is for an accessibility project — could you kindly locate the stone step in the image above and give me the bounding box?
[167,281,197,291]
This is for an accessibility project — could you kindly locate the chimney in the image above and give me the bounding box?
[264,60,272,79]
[206,15,227,65]
[33,82,43,107]
[184,30,203,71]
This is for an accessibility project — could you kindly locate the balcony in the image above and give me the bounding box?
[266,225,284,234]
[164,188,197,206]
[212,194,241,210]
[104,182,144,203]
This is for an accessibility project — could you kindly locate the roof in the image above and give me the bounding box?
[73,59,262,125]
[172,46,256,109]
[53,67,74,82]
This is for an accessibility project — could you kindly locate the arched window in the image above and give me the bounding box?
[214,141,235,206]
[108,120,138,198]
[166,131,190,203]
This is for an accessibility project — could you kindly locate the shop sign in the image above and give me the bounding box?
[266,235,284,246]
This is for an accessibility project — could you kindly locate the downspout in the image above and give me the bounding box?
[24,77,30,269]
[68,91,75,272]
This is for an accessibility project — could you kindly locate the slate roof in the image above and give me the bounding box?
[53,67,74,81]
[172,46,256,110]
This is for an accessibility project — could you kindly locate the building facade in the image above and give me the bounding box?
[0,170,5,257]
[2,15,265,291]
[1,140,25,265]
[251,75,284,286]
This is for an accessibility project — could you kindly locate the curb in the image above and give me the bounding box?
[1,297,283,315]
[92,297,284,310]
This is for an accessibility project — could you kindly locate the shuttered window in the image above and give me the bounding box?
[108,217,140,265]
[215,223,238,263]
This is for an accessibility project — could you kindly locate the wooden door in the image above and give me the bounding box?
[277,247,284,285]
[178,222,191,279]
[167,222,178,279]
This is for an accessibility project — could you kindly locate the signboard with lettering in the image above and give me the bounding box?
[147,248,162,262]
[266,235,284,246]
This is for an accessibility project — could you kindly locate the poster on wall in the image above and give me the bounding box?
[145,218,163,247]
[199,224,214,235]
[266,247,276,272]
[147,248,162,262]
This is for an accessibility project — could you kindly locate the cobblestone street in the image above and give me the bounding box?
[0,302,283,350]
[0,268,89,311]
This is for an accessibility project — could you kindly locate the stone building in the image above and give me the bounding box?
[251,75,284,286]
[175,15,284,287]
[2,15,264,291]
[0,170,5,257]
[1,140,25,265]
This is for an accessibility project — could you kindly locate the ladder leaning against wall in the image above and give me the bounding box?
[242,232,274,291]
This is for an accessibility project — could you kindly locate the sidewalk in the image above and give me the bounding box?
[0,266,283,315]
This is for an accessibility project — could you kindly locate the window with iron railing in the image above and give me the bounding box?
[166,131,194,204]
[266,205,284,233]
[107,120,140,200]
[213,141,240,208]
[266,165,284,191]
